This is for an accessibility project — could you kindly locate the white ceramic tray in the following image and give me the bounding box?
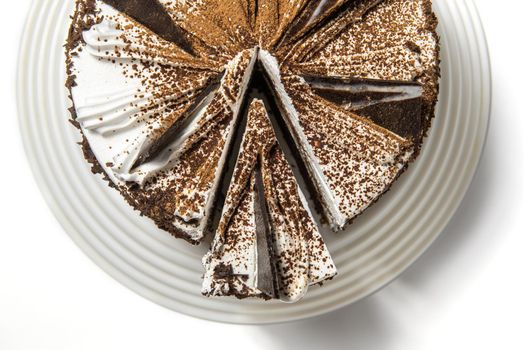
[17,0,490,324]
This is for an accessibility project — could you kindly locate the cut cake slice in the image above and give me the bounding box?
[202,99,337,302]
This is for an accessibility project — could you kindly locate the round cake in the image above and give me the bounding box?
[66,0,440,302]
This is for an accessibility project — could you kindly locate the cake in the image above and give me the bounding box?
[66,0,439,302]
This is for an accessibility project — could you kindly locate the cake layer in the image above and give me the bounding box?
[202,99,336,302]
[302,74,424,140]
[281,0,386,63]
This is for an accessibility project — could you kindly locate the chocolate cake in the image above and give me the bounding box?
[66,0,439,302]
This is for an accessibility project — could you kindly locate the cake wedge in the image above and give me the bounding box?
[259,51,415,230]
[202,99,337,302]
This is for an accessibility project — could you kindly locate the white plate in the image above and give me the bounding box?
[17,0,490,324]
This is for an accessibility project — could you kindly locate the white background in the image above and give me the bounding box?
[1,1,523,349]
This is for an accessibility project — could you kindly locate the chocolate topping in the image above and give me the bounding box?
[281,0,385,61]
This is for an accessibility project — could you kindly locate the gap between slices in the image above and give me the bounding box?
[131,74,224,169]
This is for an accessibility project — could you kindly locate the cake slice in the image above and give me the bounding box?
[202,99,337,302]
[273,0,366,51]
[128,49,258,242]
[259,50,415,230]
